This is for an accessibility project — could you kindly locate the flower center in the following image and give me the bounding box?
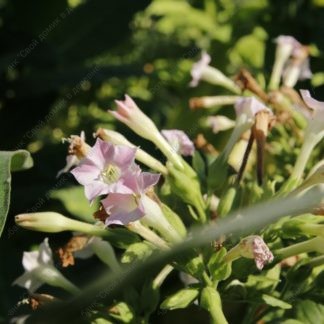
[101,164,121,184]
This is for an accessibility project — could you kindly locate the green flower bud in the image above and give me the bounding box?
[160,288,199,310]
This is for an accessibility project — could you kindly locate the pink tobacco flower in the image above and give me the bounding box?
[298,90,324,138]
[161,129,195,156]
[275,36,301,52]
[102,172,160,226]
[234,97,269,120]
[109,94,160,142]
[71,138,137,202]
[275,36,312,87]
[240,236,274,270]
[299,89,324,119]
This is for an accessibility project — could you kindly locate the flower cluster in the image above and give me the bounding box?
[71,138,160,226]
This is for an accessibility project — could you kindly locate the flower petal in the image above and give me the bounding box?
[37,238,54,266]
[71,161,100,185]
[300,90,324,111]
[102,194,145,226]
[13,271,42,293]
[22,251,39,272]
[162,129,195,156]
[110,145,137,170]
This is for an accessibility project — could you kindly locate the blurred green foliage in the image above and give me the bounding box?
[1,0,324,323]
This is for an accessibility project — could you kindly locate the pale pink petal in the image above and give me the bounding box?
[300,90,324,111]
[140,172,160,191]
[234,97,269,118]
[108,110,129,124]
[86,138,111,169]
[162,129,195,156]
[275,35,301,49]
[84,182,110,202]
[124,94,138,109]
[102,194,145,226]
[111,145,136,170]
[190,51,211,87]
[299,59,312,80]
[71,162,101,185]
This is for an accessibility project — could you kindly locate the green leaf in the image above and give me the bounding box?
[207,247,231,282]
[177,252,205,280]
[0,150,33,237]
[121,242,155,264]
[140,279,160,316]
[192,151,206,183]
[294,300,324,324]
[262,294,292,310]
[160,288,199,310]
[50,186,98,222]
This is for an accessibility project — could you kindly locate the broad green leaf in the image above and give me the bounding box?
[0,150,33,237]
[160,288,199,310]
[294,300,324,324]
[50,186,97,222]
[192,151,206,183]
[262,294,292,310]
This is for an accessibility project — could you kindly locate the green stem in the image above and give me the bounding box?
[202,271,214,287]
[290,132,317,182]
[66,219,112,237]
[268,58,285,90]
[127,221,169,250]
[222,116,251,159]
[152,132,184,169]
[308,255,324,268]
[152,264,174,289]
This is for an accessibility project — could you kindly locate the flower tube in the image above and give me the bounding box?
[268,36,300,90]
[190,51,240,94]
[13,238,79,294]
[280,90,324,193]
[109,95,183,168]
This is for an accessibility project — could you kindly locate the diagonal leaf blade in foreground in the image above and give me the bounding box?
[0,150,33,237]
[28,185,324,323]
